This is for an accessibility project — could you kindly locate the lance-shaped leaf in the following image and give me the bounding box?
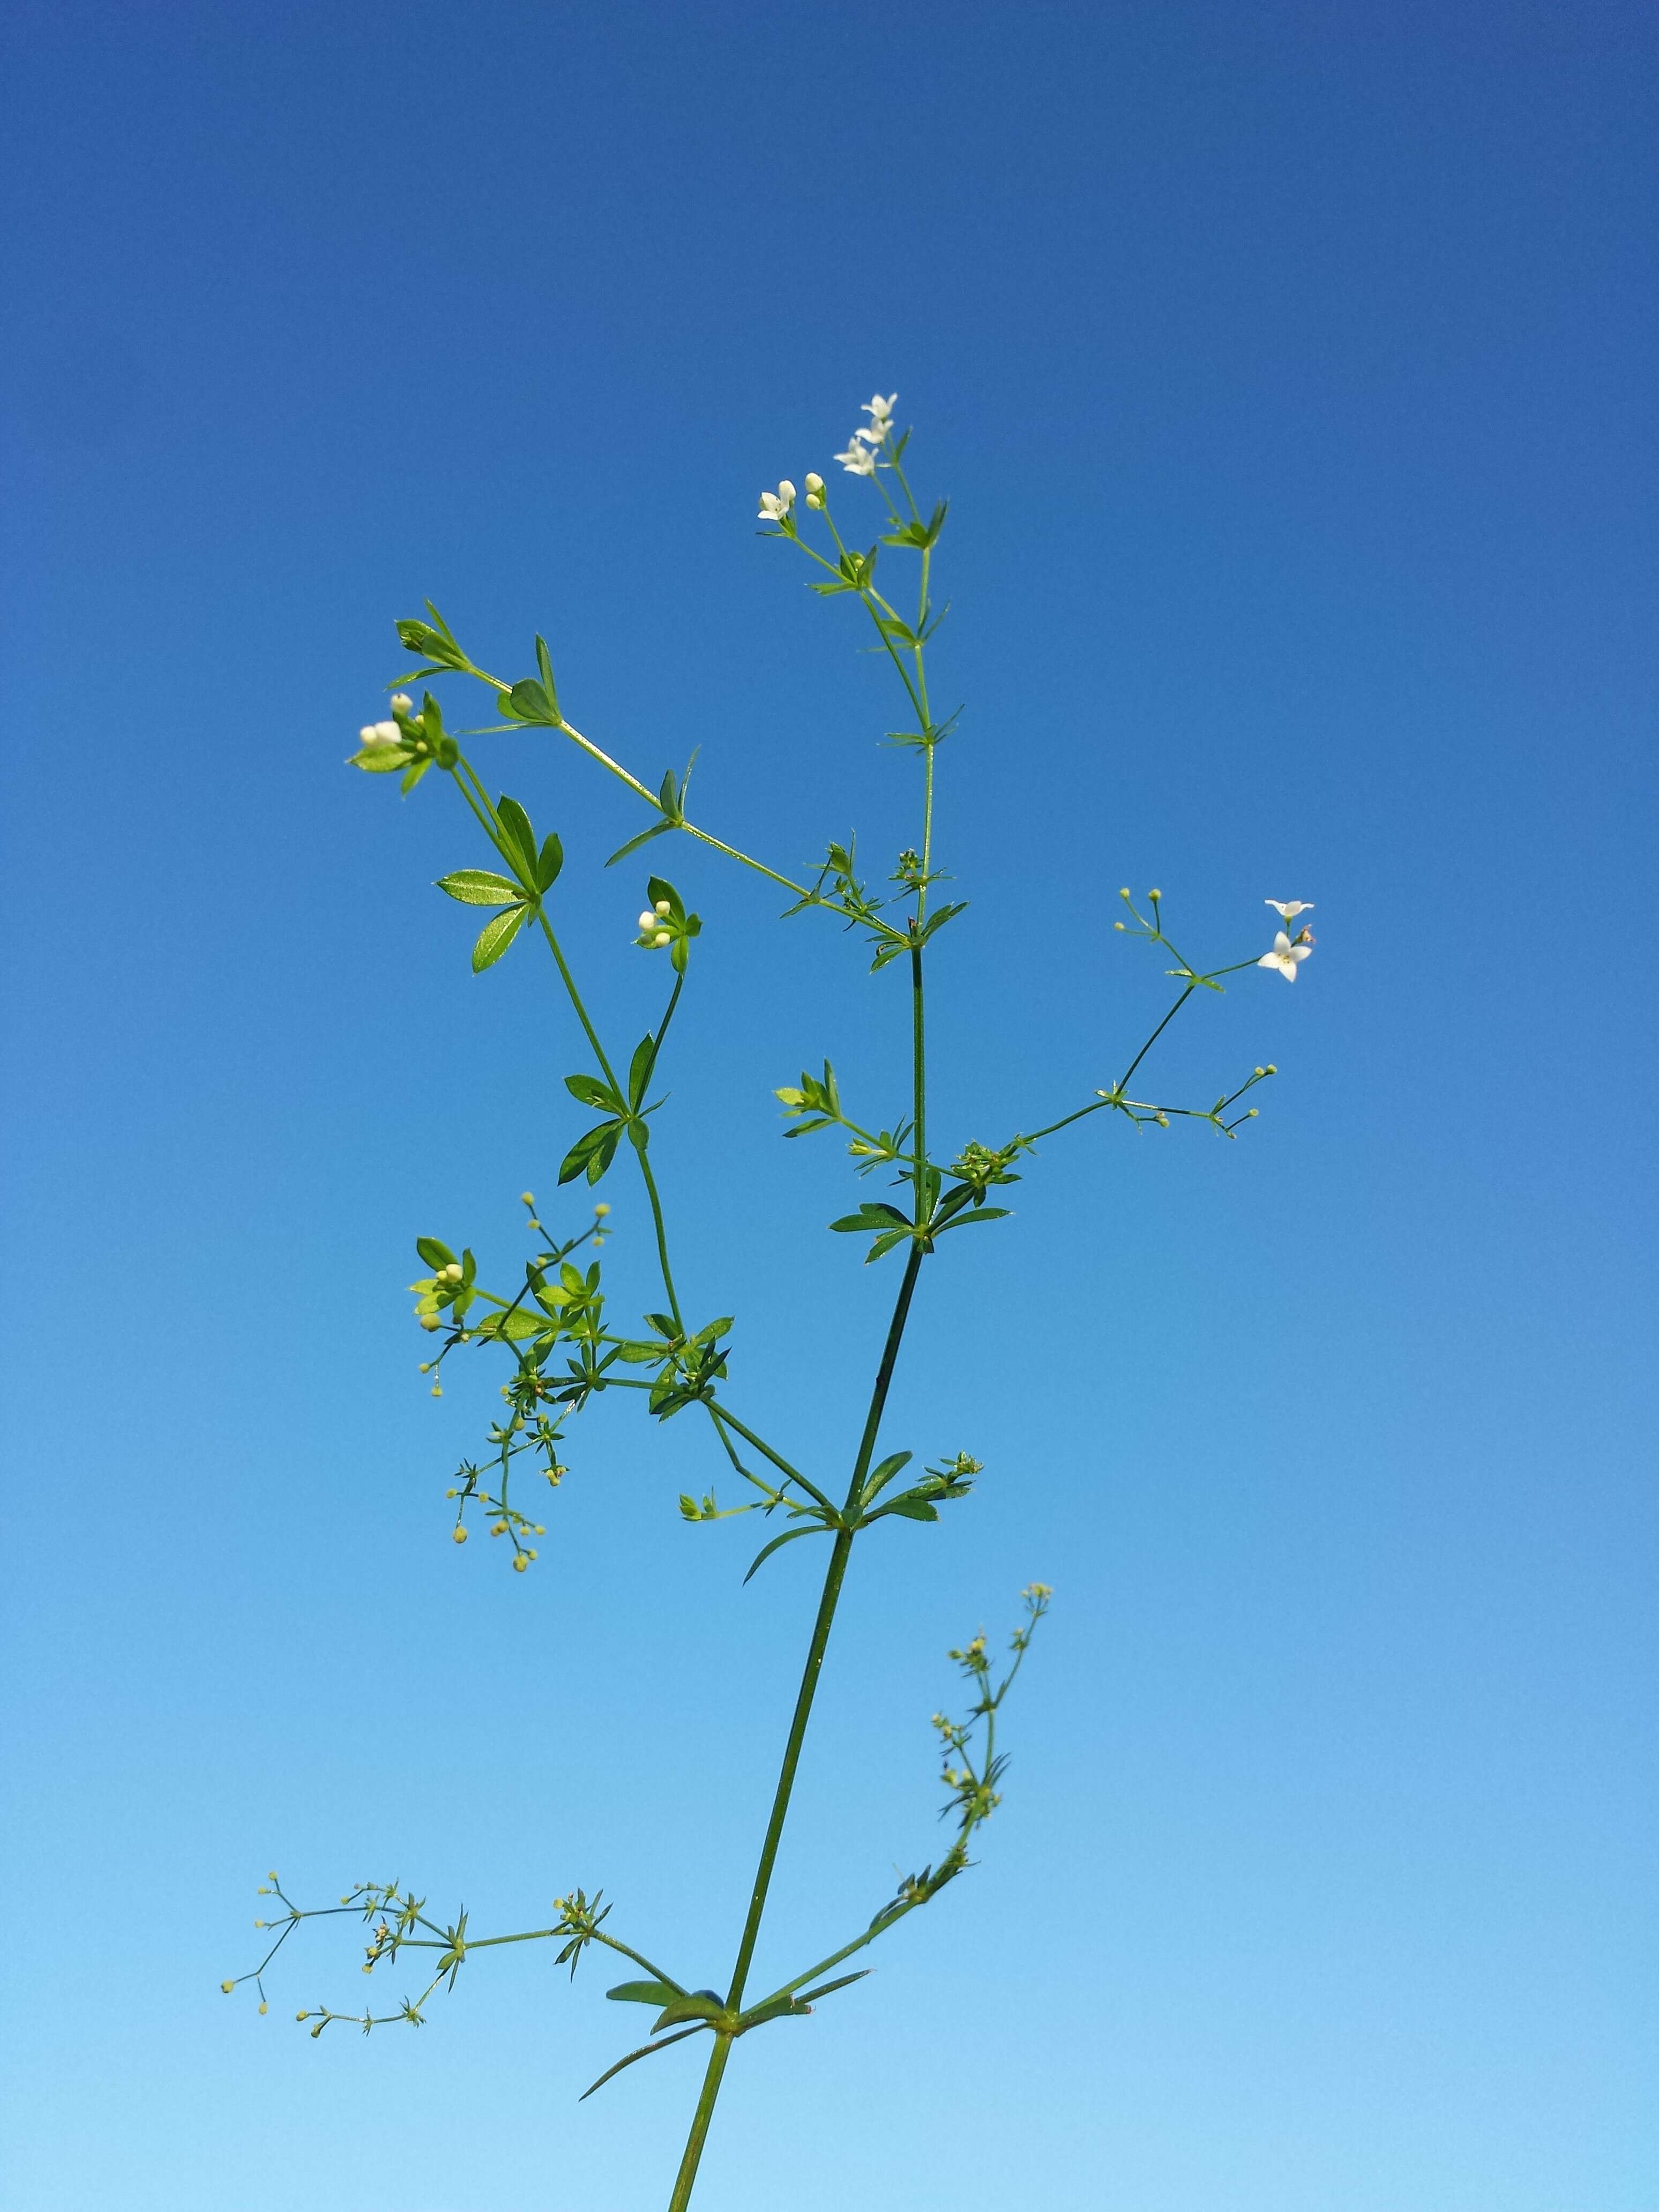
[565,1072,623,1114]
[860,1451,913,1508]
[650,1989,731,2035]
[558,1121,623,1186]
[472,903,528,972]
[579,2023,707,2102]
[436,869,523,906]
[495,795,538,880]
[932,1206,1010,1235]
[414,1236,456,1271]
[605,1978,687,2007]
[535,832,564,891]
[738,1969,871,2031]
[744,1523,833,1584]
[829,1202,910,1236]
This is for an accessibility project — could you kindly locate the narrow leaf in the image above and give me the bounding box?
[578,2024,707,2101]
[472,903,527,972]
[436,869,522,906]
[743,1526,829,1584]
[605,818,674,868]
[605,1979,686,2006]
[496,795,537,876]
[535,832,564,891]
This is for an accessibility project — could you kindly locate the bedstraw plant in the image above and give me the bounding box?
[223,393,1316,2208]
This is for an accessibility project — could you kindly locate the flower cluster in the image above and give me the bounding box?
[831,391,896,476]
[1259,899,1316,982]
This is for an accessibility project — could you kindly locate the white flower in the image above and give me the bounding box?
[1265,899,1314,919]
[758,480,796,522]
[358,720,400,746]
[389,694,413,713]
[1258,930,1314,981]
[861,392,896,436]
[834,439,878,477]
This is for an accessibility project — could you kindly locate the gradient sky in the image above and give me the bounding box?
[2,4,1655,2209]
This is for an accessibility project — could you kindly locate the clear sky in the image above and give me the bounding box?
[2,4,1654,2209]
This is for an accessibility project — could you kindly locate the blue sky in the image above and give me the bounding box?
[2,3,1654,2208]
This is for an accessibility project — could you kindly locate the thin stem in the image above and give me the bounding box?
[666,2035,733,2212]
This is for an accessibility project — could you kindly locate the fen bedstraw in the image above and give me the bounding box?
[223,393,1317,2208]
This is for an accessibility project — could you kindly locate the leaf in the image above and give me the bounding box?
[651,1990,729,2034]
[743,1525,831,1583]
[829,1203,910,1234]
[578,2023,707,2101]
[472,903,528,971]
[558,1120,621,1185]
[495,795,537,877]
[861,1450,913,1505]
[535,832,564,891]
[485,1307,545,1340]
[865,1229,911,1264]
[414,1237,456,1270]
[586,1128,621,1185]
[535,634,560,718]
[627,1035,655,1108]
[605,818,675,868]
[935,1207,1011,1232]
[351,744,409,772]
[606,1979,686,2007]
[793,1968,872,2006]
[505,677,557,724]
[883,1496,940,1521]
[436,869,523,906]
[646,876,683,920]
[564,1072,621,1111]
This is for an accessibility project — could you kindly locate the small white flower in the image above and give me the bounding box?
[390,694,413,713]
[834,439,877,477]
[1258,930,1314,981]
[638,910,657,931]
[358,720,400,746]
[1265,899,1314,919]
[757,480,796,523]
[861,392,896,435]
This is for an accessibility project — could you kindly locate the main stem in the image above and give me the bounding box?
[667,970,929,2211]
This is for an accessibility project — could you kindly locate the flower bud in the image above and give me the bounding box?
[653,899,671,916]
[594,1202,611,1215]
[390,693,413,713]
[778,479,796,502]
[512,1553,529,1572]
[804,472,824,495]
[653,930,671,947]
[221,1981,235,1994]
[638,911,656,931]
[452,1525,468,1543]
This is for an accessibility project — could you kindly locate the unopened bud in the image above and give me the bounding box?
[594,1202,610,1216]
[221,1981,235,1993]
[512,1553,529,1572]
[390,694,413,713]
[453,1525,467,1544]
[653,899,671,916]
[804,472,825,495]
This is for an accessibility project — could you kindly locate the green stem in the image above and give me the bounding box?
[666,2035,733,2212]
[666,1241,926,2208]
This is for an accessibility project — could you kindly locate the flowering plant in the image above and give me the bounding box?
[223,396,1315,2207]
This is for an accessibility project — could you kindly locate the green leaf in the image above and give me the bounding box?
[605,818,675,868]
[627,1035,655,1108]
[865,1228,911,1264]
[743,1525,831,1583]
[829,1203,910,1234]
[793,1968,872,2005]
[351,744,410,772]
[484,1306,546,1341]
[495,795,537,877]
[535,634,559,719]
[651,1990,729,2034]
[535,832,564,891]
[935,1207,1011,1232]
[579,2024,707,2102]
[564,1072,621,1111]
[505,677,557,724]
[883,1496,940,1521]
[415,1237,456,1270]
[861,1450,913,1505]
[558,1120,622,1185]
[606,1979,686,2007]
[471,903,527,972]
[646,876,683,920]
[436,869,523,906]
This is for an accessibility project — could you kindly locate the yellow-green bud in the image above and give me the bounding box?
[221,1981,235,1994]
[452,1525,468,1543]
[512,1553,529,1572]
[594,1202,611,1216]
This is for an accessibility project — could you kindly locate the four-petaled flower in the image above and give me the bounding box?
[1258,929,1314,981]
[1265,899,1314,919]
[834,439,877,476]
[858,392,896,444]
[757,480,796,523]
